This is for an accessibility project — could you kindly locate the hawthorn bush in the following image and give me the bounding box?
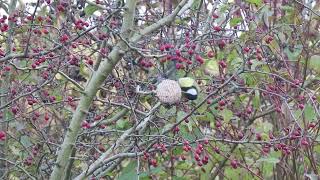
[0,0,320,179]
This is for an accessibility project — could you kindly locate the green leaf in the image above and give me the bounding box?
[177,111,187,122]
[140,167,163,178]
[176,161,192,170]
[20,136,32,148]
[196,114,208,121]
[242,73,257,87]
[310,55,320,73]
[280,5,295,12]
[262,122,273,132]
[173,147,183,155]
[9,121,25,131]
[255,120,273,133]
[180,124,202,141]
[305,173,318,180]
[173,176,188,180]
[257,157,280,164]
[252,90,260,109]
[245,0,262,6]
[204,60,219,76]
[178,77,195,88]
[116,119,128,129]
[224,167,243,179]
[180,124,193,141]
[9,145,20,156]
[190,0,201,10]
[227,49,238,62]
[304,104,316,121]
[206,112,215,122]
[230,17,242,27]
[118,161,138,180]
[84,4,100,16]
[221,109,233,122]
[284,45,303,60]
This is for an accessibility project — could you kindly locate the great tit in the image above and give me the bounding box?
[178,77,199,101]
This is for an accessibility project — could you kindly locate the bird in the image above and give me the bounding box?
[178,77,199,101]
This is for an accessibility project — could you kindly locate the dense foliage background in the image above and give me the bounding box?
[0,0,320,179]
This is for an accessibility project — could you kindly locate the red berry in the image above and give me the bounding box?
[213,26,222,32]
[269,132,274,139]
[42,28,49,34]
[27,16,33,21]
[207,51,215,58]
[94,115,102,121]
[243,47,250,53]
[207,99,212,104]
[81,121,90,129]
[175,63,184,69]
[218,60,227,68]
[150,159,157,167]
[246,107,253,114]
[87,59,94,65]
[11,89,17,96]
[60,34,69,43]
[175,49,181,56]
[98,144,106,152]
[183,146,189,152]
[298,104,304,110]
[37,16,43,22]
[256,47,262,54]
[173,126,180,133]
[202,155,209,165]
[237,132,244,139]
[160,45,165,51]
[195,148,202,155]
[212,13,219,19]
[4,66,11,71]
[301,138,309,146]
[195,55,204,64]
[57,4,65,12]
[218,100,226,106]
[256,133,262,141]
[256,54,263,61]
[215,121,222,128]
[262,146,270,154]
[275,107,282,113]
[11,106,18,115]
[164,43,172,50]
[213,147,220,154]
[44,113,50,121]
[266,36,273,44]
[218,40,226,49]
[230,159,238,169]
[0,131,6,141]
[49,96,56,102]
[308,122,316,129]
[194,154,200,161]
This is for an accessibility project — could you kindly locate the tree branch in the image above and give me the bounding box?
[49,1,138,179]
